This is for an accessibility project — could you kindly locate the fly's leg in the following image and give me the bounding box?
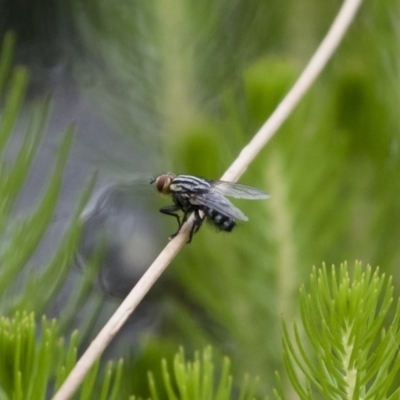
[169,209,191,240]
[160,205,203,243]
[181,209,191,225]
[187,210,204,243]
[159,205,182,238]
[193,210,204,234]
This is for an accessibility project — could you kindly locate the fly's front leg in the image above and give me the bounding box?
[159,205,182,238]
[169,209,191,240]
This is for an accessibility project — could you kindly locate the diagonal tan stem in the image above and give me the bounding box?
[52,1,363,398]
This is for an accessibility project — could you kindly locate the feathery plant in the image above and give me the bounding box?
[0,311,123,400]
[0,33,124,399]
[135,346,259,400]
[275,262,400,399]
[0,32,96,321]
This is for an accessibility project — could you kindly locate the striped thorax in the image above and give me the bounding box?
[169,175,211,193]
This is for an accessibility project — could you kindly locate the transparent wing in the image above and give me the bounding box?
[207,180,270,199]
[189,192,248,221]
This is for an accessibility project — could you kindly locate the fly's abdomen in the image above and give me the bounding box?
[202,206,236,232]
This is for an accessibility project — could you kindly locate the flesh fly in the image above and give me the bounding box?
[151,172,269,242]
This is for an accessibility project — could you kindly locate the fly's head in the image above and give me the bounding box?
[151,172,176,194]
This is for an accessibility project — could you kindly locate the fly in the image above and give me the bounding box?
[150,172,270,243]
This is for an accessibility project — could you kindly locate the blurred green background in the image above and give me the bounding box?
[0,0,399,398]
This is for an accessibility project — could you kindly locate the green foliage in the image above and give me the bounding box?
[140,346,259,400]
[0,32,119,399]
[243,57,298,127]
[0,311,123,400]
[0,33,97,320]
[275,262,400,400]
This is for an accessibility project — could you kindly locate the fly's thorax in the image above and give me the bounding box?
[170,175,211,193]
[171,192,193,210]
[154,172,176,194]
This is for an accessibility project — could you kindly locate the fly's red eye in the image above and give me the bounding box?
[156,175,171,193]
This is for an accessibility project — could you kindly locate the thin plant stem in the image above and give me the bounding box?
[51,0,363,398]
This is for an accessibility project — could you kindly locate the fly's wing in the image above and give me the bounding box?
[189,192,248,221]
[207,180,270,199]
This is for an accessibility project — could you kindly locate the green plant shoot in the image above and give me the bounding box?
[275,262,400,400]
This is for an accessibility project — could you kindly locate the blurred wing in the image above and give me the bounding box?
[208,180,270,199]
[189,192,248,221]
